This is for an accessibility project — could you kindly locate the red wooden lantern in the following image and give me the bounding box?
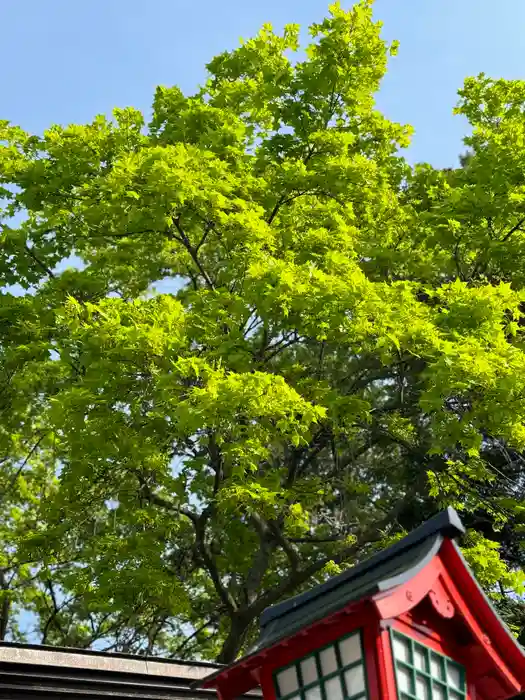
[198,508,525,700]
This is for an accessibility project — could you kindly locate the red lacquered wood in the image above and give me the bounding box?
[373,558,442,620]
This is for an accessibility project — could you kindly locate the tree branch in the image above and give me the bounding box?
[268,519,299,573]
[170,216,215,290]
[501,216,525,243]
[251,494,416,617]
[23,244,56,280]
[0,571,9,640]
[41,580,68,643]
[266,191,314,225]
[263,332,300,363]
[168,615,219,658]
[194,512,238,614]
[0,434,48,505]
[244,514,274,604]
[287,534,349,544]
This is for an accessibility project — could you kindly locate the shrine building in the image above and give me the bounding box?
[199,508,525,700]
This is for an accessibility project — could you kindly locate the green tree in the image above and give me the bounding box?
[1,0,525,662]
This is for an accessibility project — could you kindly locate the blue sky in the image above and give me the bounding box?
[2,0,525,169]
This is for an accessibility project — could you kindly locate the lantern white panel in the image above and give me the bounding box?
[319,646,338,676]
[276,666,299,696]
[393,636,411,664]
[274,630,368,700]
[304,686,322,700]
[339,634,362,666]
[413,647,427,672]
[300,657,318,686]
[431,683,446,700]
[415,675,430,700]
[344,664,365,696]
[446,664,462,689]
[430,654,444,681]
[325,675,344,700]
[396,666,412,694]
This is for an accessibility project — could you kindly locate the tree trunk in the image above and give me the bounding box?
[216,613,252,664]
[0,571,9,641]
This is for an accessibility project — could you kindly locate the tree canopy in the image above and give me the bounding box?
[1,0,525,663]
